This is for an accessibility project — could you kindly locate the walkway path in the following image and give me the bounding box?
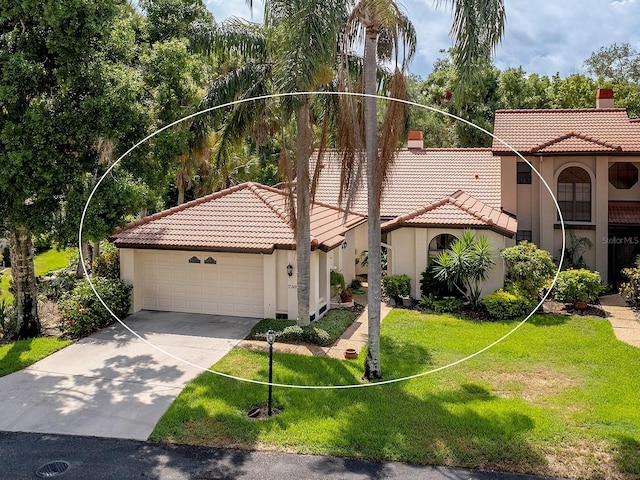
[599,294,640,347]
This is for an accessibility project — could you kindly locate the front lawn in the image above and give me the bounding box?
[152,310,640,479]
[0,338,72,377]
[0,247,75,304]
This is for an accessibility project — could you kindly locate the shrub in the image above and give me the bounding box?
[58,278,132,338]
[420,261,460,298]
[247,309,355,347]
[382,274,411,300]
[553,269,604,304]
[501,241,556,297]
[32,233,53,255]
[330,270,345,289]
[432,230,495,308]
[484,289,537,320]
[0,300,17,340]
[349,278,362,290]
[419,294,464,313]
[93,249,120,279]
[620,256,640,308]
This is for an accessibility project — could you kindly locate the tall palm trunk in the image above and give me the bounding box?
[296,96,312,326]
[9,225,40,339]
[363,28,382,380]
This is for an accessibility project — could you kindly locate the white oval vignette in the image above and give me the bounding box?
[79,91,566,389]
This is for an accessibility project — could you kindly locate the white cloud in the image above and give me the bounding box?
[204,0,640,79]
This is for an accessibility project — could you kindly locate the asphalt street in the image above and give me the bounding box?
[1,431,563,480]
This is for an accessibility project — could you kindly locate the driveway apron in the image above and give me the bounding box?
[0,311,259,440]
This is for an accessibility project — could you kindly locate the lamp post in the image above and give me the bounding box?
[266,329,276,416]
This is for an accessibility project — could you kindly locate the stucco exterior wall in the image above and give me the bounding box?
[607,159,640,201]
[504,153,623,284]
[387,227,512,300]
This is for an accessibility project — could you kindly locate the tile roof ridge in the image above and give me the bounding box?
[496,108,627,114]
[405,147,492,152]
[530,131,622,153]
[113,183,249,235]
[246,182,292,224]
[449,191,496,225]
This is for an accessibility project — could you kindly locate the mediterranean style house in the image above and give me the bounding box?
[113,88,639,319]
[493,88,640,285]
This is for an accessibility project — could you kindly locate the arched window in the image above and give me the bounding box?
[429,234,457,254]
[558,167,591,222]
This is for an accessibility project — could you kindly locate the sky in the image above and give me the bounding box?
[204,0,640,80]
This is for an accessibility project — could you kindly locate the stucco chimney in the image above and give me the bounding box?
[407,130,424,149]
[596,88,615,108]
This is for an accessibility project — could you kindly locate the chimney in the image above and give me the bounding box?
[407,130,424,149]
[596,88,615,108]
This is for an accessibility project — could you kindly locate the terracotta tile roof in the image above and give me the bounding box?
[493,108,640,155]
[111,182,366,253]
[609,202,640,225]
[311,148,500,218]
[381,190,517,237]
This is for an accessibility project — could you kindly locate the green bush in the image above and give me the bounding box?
[620,256,640,308]
[93,249,120,279]
[419,294,464,313]
[420,261,460,298]
[553,269,604,304]
[501,241,556,297]
[57,278,132,338]
[0,300,17,340]
[484,289,537,320]
[330,270,345,289]
[248,309,355,347]
[382,274,411,300]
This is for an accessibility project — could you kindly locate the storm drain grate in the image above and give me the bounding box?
[35,461,70,478]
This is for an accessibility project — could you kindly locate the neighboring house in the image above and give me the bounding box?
[111,182,366,320]
[494,88,640,285]
[312,147,517,299]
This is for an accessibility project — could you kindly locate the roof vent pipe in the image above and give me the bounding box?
[596,88,614,109]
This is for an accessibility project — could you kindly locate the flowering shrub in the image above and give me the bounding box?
[58,278,132,338]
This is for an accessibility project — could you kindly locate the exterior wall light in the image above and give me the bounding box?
[286,263,293,277]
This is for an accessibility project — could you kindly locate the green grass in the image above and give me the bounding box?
[0,337,72,377]
[248,309,355,346]
[152,310,640,479]
[34,248,75,277]
[0,247,75,304]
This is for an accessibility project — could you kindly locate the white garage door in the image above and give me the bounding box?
[139,250,264,317]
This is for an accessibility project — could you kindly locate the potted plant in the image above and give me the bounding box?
[553,269,604,309]
[382,274,412,305]
[340,287,353,303]
[400,294,413,307]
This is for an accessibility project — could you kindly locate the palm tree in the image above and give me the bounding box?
[340,0,504,380]
[192,1,346,325]
[338,0,416,381]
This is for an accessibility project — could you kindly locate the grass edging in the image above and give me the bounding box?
[0,338,72,377]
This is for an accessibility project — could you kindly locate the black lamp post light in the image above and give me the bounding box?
[266,329,276,416]
[247,329,278,419]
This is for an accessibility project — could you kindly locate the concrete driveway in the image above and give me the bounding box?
[0,311,259,440]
